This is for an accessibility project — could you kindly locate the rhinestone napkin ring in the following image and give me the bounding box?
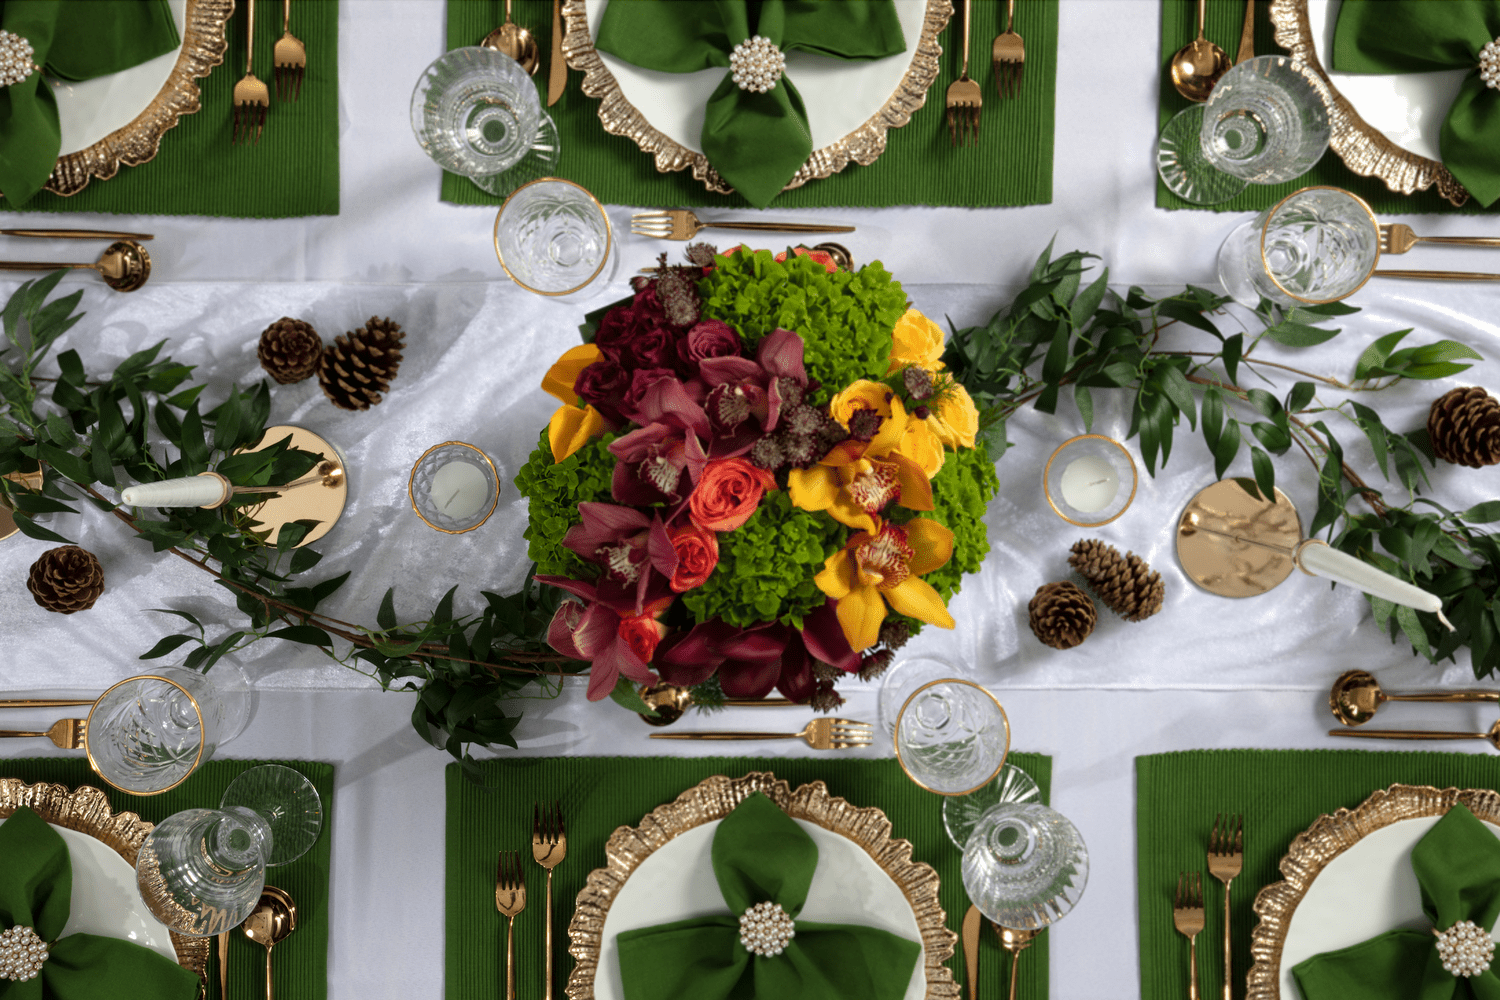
[0,925,48,982]
[1481,38,1500,91]
[1435,920,1495,978]
[0,31,41,88]
[738,900,795,957]
[729,35,785,94]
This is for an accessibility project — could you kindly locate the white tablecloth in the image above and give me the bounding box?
[3,2,1499,998]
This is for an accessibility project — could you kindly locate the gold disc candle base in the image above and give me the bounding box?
[1176,479,1303,597]
[231,425,348,548]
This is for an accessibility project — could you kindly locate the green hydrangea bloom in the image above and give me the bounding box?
[512,429,618,579]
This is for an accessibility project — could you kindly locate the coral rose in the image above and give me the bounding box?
[617,613,667,665]
[689,458,778,532]
[667,524,720,592]
[887,309,946,373]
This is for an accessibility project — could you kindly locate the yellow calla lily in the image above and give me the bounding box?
[887,309,946,373]
[541,343,602,406]
[814,518,956,651]
[548,403,606,463]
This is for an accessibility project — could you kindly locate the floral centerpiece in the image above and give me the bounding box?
[515,246,998,710]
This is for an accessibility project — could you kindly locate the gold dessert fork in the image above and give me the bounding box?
[1378,223,1500,255]
[992,0,1025,99]
[629,209,854,241]
[273,0,306,101]
[0,718,86,750]
[946,0,981,145]
[233,0,270,144]
[1207,815,1243,1000]
[495,850,526,1000]
[1174,872,1205,1000]
[531,803,566,1000]
[649,717,874,750]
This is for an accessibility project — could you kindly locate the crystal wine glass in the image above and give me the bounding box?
[1217,186,1380,308]
[893,678,1011,796]
[493,177,615,298]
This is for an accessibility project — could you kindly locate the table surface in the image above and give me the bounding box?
[3,3,1499,999]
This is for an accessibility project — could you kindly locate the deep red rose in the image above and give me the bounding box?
[681,319,742,365]
[574,360,630,422]
[689,458,777,532]
[668,524,719,592]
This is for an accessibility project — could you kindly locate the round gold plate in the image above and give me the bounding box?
[1176,479,1303,598]
[232,425,348,548]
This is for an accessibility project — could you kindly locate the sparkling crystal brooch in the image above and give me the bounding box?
[729,35,786,94]
[0,925,48,982]
[738,900,795,957]
[0,31,41,89]
[1434,919,1496,978]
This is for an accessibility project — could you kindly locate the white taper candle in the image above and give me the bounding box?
[120,475,228,508]
[1296,540,1455,631]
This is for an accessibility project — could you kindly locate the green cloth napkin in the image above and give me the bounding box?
[442,0,1058,210]
[0,805,200,1000]
[1136,748,1500,1000]
[615,792,922,1000]
[445,754,1053,1000]
[594,0,906,208]
[0,0,180,207]
[0,758,333,1000]
[1332,0,1500,207]
[1292,803,1500,1000]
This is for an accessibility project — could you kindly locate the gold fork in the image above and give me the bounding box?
[992,0,1025,99]
[1174,872,1205,1000]
[1207,815,1243,1000]
[1378,223,1500,255]
[233,0,270,144]
[532,803,566,1000]
[629,209,854,241]
[273,0,306,101]
[649,717,874,750]
[945,0,981,145]
[0,718,86,749]
[494,850,526,1000]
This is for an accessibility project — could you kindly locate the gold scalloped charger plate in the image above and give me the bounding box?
[1270,0,1473,207]
[1248,784,1500,1000]
[566,771,959,1000]
[560,0,953,197]
[0,777,210,983]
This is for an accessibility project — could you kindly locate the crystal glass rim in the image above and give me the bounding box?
[409,45,541,170]
[492,176,613,297]
[1040,433,1139,528]
[1259,185,1381,305]
[85,674,204,797]
[407,440,500,535]
[893,677,1010,797]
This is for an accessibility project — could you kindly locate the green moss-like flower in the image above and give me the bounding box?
[512,430,618,578]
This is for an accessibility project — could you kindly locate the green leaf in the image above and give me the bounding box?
[289,547,323,573]
[1460,501,1500,524]
[9,491,74,515]
[1402,361,1476,381]
[1395,604,1433,660]
[1250,446,1276,502]
[1070,269,1108,327]
[1222,334,1243,387]
[1264,320,1340,348]
[37,444,91,485]
[1157,298,1220,335]
[11,512,74,544]
[1157,365,1197,430]
[1073,383,1094,432]
[1201,387,1223,452]
[1410,340,1483,366]
[56,349,86,386]
[212,386,243,453]
[89,436,116,489]
[268,625,334,647]
[180,403,208,464]
[434,586,457,627]
[1212,419,1241,480]
[140,634,196,660]
[609,676,656,716]
[1041,318,1070,383]
[275,520,311,552]
[1286,381,1316,414]
[150,608,203,630]
[377,588,398,632]
[1355,329,1412,380]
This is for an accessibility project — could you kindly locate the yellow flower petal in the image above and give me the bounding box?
[835,584,888,651]
[887,451,933,511]
[933,382,979,449]
[887,309,946,373]
[905,518,955,576]
[824,496,878,534]
[883,576,955,630]
[548,404,605,463]
[895,418,945,478]
[541,344,602,406]
[815,549,854,600]
[788,466,841,513]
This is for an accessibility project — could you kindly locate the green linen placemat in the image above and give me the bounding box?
[3,0,339,218]
[1136,748,1500,1000]
[1155,0,1497,214]
[0,757,334,1000]
[442,0,1057,209]
[445,753,1052,1000]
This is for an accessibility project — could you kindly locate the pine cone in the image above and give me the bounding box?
[27,545,104,614]
[1028,582,1097,650]
[1068,538,1165,622]
[318,317,406,411]
[257,318,323,384]
[1428,386,1500,468]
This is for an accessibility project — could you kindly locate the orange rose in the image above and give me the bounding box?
[689,458,778,532]
[668,524,720,592]
[617,613,667,664]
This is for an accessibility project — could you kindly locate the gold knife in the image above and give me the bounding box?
[963,904,981,1000]
[1236,0,1255,64]
[217,931,229,999]
[0,698,94,708]
[547,0,565,106]
[1375,270,1500,281]
[1,229,154,240]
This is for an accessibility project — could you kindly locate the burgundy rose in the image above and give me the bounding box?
[621,368,680,421]
[681,319,742,366]
[619,324,679,372]
[574,360,630,423]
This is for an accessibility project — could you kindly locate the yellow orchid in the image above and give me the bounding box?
[788,446,932,534]
[541,344,603,406]
[548,403,606,463]
[828,379,908,455]
[814,518,956,651]
[887,309,946,374]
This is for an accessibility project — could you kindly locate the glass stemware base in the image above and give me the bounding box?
[135,806,271,936]
[941,763,1042,849]
[961,802,1090,932]
[1157,105,1247,206]
[219,764,323,867]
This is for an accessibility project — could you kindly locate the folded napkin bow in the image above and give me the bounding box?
[0,805,200,1000]
[1332,0,1500,207]
[593,0,906,209]
[1293,803,1500,1000]
[615,792,922,1000]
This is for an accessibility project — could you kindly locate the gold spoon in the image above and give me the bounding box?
[636,683,794,726]
[1170,0,1231,102]
[962,905,981,1000]
[0,239,151,292]
[1329,718,1500,750]
[242,886,297,1000]
[993,923,1039,1000]
[1329,669,1500,726]
[480,0,540,75]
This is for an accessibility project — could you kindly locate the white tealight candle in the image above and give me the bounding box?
[430,461,489,521]
[1059,454,1120,514]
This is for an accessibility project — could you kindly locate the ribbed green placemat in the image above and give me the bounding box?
[445,753,1053,1000]
[441,0,1057,209]
[0,757,334,1000]
[3,0,339,218]
[1136,748,1500,1000]
[1155,0,1497,214]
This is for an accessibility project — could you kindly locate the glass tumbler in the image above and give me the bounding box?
[494,178,615,297]
[961,802,1090,931]
[894,679,1010,796]
[1217,186,1380,308]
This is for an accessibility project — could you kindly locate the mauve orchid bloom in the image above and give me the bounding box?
[697,329,810,458]
[608,422,707,507]
[653,600,858,701]
[540,503,676,614]
[546,598,671,701]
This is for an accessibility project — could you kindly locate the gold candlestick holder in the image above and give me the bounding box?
[227,425,349,548]
[1175,479,1304,598]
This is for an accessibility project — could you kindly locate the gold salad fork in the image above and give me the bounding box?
[1174,872,1205,1000]
[945,0,981,145]
[495,850,526,1000]
[1207,815,1243,1000]
[0,718,85,750]
[630,209,854,241]
[1378,223,1500,255]
[233,0,270,144]
[650,717,874,750]
[992,0,1025,98]
[273,0,306,101]
[532,803,566,1000]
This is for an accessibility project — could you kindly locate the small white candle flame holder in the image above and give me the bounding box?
[1042,435,1139,527]
[409,442,500,534]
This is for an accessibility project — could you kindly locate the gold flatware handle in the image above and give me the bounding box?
[0,262,97,272]
[1329,727,1485,740]
[704,221,855,234]
[547,0,564,106]
[218,931,229,1000]
[649,731,796,740]
[0,229,154,240]
[1236,0,1255,64]
[1387,690,1500,703]
[724,698,794,707]
[0,730,50,738]
[962,905,981,1000]
[1407,235,1500,247]
[0,698,95,708]
[1374,270,1500,281]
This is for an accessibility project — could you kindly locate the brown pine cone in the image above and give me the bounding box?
[257,318,323,384]
[27,545,104,614]
[318,317,406,411]
[1028,581,1097,650]
[1428,386,1500,468]
[1068,538,1165,622]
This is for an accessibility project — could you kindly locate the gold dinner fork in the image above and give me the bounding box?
[532,803,566,1000]
[650,717,873,750]
[495,850,526,1000]
[233,0,270,144]
[992,0,1025,99]
[629,209,854,241]
[0,718,86,750]
[945,0,981,146]
[1378,223,1500,255]
[1174,872,1205,1000]
[273,0,306,101]
[1207,815,1243,1000]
